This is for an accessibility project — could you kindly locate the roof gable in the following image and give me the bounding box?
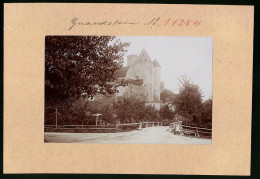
[114,48,158,78]
[137,48,152,62]
[153,59,161,67]
[130,48,153,66]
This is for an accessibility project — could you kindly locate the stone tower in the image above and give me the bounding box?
[126,48,154,101]
[153,59,161,102]
[114,48,162,109]
[127,54,137,66]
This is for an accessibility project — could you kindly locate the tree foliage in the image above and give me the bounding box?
[173,75,203,120]
[113,94,160,123]
[113,96,146,123]
[45,36,130,104]
[172,75,212,128]
[201,98,212,128]
[83,99,114,124]
[160,88,176,102]
[145,105,159,122]
[159,105,174,120]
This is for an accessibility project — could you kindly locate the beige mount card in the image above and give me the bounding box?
[4,3,253,175]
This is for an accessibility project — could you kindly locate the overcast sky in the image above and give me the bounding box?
[117,36,213,100]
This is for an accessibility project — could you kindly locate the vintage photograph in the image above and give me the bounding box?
[44,36,213,144]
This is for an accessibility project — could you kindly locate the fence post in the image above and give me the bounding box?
[116,124,119,132]
[138,121,142,130]
[55,108,57,128]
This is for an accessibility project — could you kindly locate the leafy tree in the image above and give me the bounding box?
[145,105,159,122]
[51,102,89,125]
[159,105,174,120]
[160,88,176,102]
[56,98,116,125]
[201,98,212,128]
[86,100,104,114]
[45,36,130,105]
[113,95,147,123]
[173,75,203,120]
[86,99,115,124]
[100,107,115,124]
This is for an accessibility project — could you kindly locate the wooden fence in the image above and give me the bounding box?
[44,121,163,133]
[169,123,212,138]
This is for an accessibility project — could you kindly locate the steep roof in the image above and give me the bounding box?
[137,48,152,62]
[153,59,161,67]
[114,48,157,78]
[114,66,130,77]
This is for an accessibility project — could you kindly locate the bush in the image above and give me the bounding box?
[117,124,139,132]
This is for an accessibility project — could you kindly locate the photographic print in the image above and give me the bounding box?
[44,36,213,144]
[4,3,253,175]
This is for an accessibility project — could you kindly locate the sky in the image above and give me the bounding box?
[117,36,213,101]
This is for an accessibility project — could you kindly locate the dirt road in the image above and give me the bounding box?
[44,126,211,144]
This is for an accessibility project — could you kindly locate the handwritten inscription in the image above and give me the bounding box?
[68,17,202,30]
[69,17,140,30]
[164,18,201,27]
[144,17,161,25]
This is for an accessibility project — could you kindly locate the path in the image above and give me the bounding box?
[44,126,211,144]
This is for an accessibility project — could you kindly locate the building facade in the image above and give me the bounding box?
[114,48,163,110]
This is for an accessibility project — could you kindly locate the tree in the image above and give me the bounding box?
[113,95,147,123]
[173,75,203,121]
[202,98,212,128]
[45,36,130,105]
[53,101,89,125]
[86,99,115,124]
[160,88,176,102]
[145,105,158,122]
[159,105,174,120]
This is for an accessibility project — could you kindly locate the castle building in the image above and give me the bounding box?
[114,48,163,110]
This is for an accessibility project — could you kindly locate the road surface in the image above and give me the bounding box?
[44,126,211,144]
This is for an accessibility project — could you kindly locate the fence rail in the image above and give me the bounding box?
[44,121,163,133]
[181,125,212,131]
[45,125,117,127]
[44,125,117,129]
[117,123,139,126]
[169,123,212,138]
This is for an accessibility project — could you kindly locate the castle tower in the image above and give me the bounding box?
[127,55,137,66]
[114,48,162,109]
[125,48,154,102]
[153,59,161,102]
